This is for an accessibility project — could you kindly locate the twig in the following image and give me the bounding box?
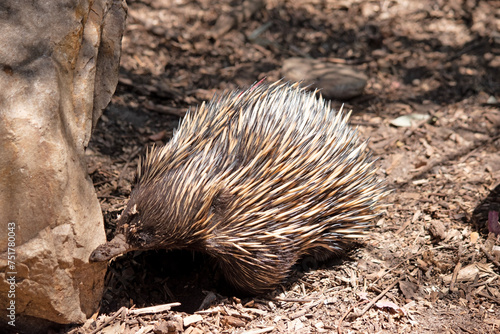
[352,278,401,319]
[271,297,316,303]
[457,324,476,334]
[449,262,462,292]
[337,304,354,334]
[479,244,500,269]
[115,147,141,190]
[144,103,185,117]
[477,291,500,304]
[337,300,369,334]
[128,302,181,315]
[396,209,421,235]
[90,306,127,334]
[382,118,428,151]
[289,300,320,319]
[241,327,275,334]
[398,135,500,188]
[372,245,446,285]
[248,21,273,41]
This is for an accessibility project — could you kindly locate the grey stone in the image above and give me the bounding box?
[282,57,368,100]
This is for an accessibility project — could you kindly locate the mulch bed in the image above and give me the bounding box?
[72,0,500,333]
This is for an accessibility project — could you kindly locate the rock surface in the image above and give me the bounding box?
[0,0,127,331]
[282,57,368,100]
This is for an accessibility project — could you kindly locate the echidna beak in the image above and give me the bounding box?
[89,233,132,262]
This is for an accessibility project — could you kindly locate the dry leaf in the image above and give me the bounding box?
[442,263,494,283]
[374,299,407,316]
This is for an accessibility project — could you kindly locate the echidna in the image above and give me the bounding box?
[90,81,387,294]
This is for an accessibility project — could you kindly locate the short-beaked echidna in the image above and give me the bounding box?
[90,81,387,294]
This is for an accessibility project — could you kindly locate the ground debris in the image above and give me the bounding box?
[79,0,500,333]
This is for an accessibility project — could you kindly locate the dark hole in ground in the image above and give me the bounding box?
[99,249,221,314]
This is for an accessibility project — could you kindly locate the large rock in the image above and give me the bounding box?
[282,57,367,100]
[0,0,127,332]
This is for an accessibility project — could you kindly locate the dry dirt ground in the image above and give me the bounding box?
[75,0,500,333]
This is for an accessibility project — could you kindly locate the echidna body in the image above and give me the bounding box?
[90,81,387,294]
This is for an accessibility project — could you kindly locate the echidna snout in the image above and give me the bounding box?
[90,81,387,294]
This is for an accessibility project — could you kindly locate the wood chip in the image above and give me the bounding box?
[183,314,204,327]
[184,327,204,334]
[222,315,246,327]
[241,307,268,316]
[241,326,275,334]
[196,306,223,315]
[129,302,181,315]
[135,325,154,334]
[428,220,446,240]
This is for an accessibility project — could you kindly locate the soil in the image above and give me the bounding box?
[76,0,500,333]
